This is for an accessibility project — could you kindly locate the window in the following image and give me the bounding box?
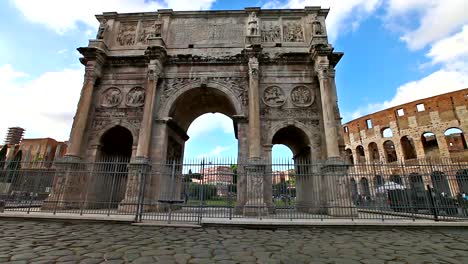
[344,126,349,133]
[416,103,425,112]
[396,108,405,116]
[366,119,373,129]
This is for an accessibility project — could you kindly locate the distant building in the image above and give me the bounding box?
[272,170,292,185]
[19,138,68,166]
[202,166,234,196]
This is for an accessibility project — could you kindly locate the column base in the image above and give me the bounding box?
[243,201,269,216]
[327,201,358,217]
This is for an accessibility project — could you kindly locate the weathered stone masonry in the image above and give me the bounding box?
[343,89,468,164]
[47,7,355,215]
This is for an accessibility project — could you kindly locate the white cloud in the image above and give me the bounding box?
[263,0,382,42]
[187,113,234,138]
[57,49,68,54]
[345,69,468,121]
[197,145,231,158]
[0,64,83,141]
[386,0,468,50]
[12,0,216,34]
[427,25,468,66]
[0,64,28,85]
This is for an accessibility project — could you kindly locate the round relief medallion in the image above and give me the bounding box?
[101,87,122,107]
[262,86,286,107]
[126,87,145,107]
[290,86,314,107]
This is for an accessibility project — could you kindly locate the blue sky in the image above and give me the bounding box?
[1,0,467,160]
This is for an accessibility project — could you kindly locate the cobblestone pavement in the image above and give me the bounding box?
[1,220,468,264]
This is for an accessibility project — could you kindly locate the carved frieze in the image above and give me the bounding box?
[167,54,246,65]
[262,86,285,107]
[291,86,314,107]
[117,22,137,46]
[283,21,304,42]
[137,21,155,44]
[162,78,198,99]
[93,107,144,130]
[261,21,281,43]
[261,107,319,120]
[101,87,122,107]
[162,76,248,107]
[126,87,145,107]
[211,77,248,106]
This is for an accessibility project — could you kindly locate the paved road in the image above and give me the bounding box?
[0,220,467,264]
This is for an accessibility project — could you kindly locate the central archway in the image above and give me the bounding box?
[166,86,242,162]
[157,85,244,206]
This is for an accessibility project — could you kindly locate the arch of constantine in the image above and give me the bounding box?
[43,7,358,217]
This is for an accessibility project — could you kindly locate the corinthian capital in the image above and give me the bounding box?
[83,62,102,83]
[314,56,330,80]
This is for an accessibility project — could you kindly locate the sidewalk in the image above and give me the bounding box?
[2,210,468,228]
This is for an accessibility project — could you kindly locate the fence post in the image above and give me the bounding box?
[198,159,205,224]
[426,184,439,221]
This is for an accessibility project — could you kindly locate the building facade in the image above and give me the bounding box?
[343,89,468,164]
[342,89,468,200]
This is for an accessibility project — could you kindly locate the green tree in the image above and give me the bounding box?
[188,183,217,200]
[230,164,238,184]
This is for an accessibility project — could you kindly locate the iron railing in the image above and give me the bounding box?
[0,157,467,223]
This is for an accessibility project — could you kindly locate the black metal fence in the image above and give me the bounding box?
[0,158,467,223]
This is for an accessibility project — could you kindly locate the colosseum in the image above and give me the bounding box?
[342,89,468,207]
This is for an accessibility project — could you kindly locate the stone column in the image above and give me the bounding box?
[243,51,268,216]
[413,138,426,159]
[313,48,356,216]
[435,132,450,158]
[66,51,105,158]
[247,55,261,159]
[120,46,166,212]
[315,56,340,158]
[135,59,164,159]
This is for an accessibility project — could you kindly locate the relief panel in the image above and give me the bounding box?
[262,86,285,107]
[282,20,304,42]
[261,20,281,43]
[137,20,156,44]
[116,22,137,46]
[101,87,122,108]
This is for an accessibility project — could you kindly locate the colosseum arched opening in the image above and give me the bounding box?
[345,148,354,165]
[400,136,417,160]
[381,127,393,138]
[356,145,365,163]
[383,140,398,163]
[368,142,380,162]
[421,132,440,158]
[445,128,468,160]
